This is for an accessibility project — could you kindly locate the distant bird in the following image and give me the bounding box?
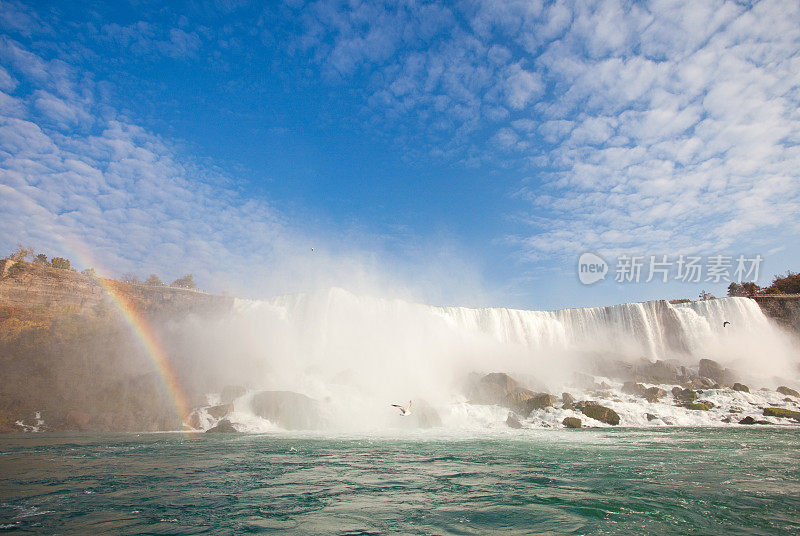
[391,401,412,416]
[310,247,315,252]
[723,321,730,327]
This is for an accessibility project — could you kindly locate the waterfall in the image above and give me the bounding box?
[223,289,797,401]
[183,289,799,431]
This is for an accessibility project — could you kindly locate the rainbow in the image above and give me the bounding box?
[55,238,192,430]
[94,277,191,426]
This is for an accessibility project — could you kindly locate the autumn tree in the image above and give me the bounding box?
[121,273,140,284]
[727,282,744,297]
[10,245,33,262]
[50,257,71,270]
[34,253,50,266]
[762,271,800,295]
[170,274,196,289]
[145,274,163,286]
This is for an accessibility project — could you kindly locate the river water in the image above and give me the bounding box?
[2,428,799,535]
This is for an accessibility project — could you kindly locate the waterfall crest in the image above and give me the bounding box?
[225,289,797,399]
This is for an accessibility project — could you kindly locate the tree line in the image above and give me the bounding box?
[6,246,196,290]
[728,271,800,297]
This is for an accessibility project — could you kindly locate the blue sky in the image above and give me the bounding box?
[0,0,799,310]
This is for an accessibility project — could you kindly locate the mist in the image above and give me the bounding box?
[164,289,800,432]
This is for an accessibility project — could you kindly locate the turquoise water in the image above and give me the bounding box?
[1,428,799,535]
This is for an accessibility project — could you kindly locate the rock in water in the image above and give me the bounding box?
[206,419,238,433]
[699,358,723,379]
[562,392,575,406]
[698,358,736,384]
[683,402,711,411]
[777,386,800,398]
[250,391,323,430]
[505,390,537,412]
[633,359,678,383]
[739,416,756,425]
[469,372,535,410]
[674,388,698,402]
[733,383,750,393]
[521,393,557,414]
[581,404,620,425]
[763,407,800,421]
[643,387,666,402]
[412,400,443,428]
[562,417,581,429]
[506,413,522,429]
[207,403,234,420]
[622,382,646,396]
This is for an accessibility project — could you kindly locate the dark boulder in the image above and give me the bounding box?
[732,383,750,393]
[698,359,735,384]
[506,390,537,412]
[562,392,575,406]
[674,388,698,402]
[777,386,800,398]
[250,391,323,430]
[207,403,234,420]
[562,417,581,428]
[698,358,723,380]
[646,413,657,421]
[187,411,203,430]
[521,393,557,414]
[633,359,678,383]
[581,404,620,425]
[763,407,800,421]
[643,387,666,402]
[683,402,710,411]
[469,373,536,411]
[506,413,522,429]
[206,419,238,433]
[622,382,646,396]
[739,416,756,425]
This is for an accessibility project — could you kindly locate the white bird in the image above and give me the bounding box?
[391,401,412,416]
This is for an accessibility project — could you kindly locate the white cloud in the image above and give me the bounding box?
[291,0,799,266]
[2,0,799,303]
[504,64,543,110]
[100,22,202,59]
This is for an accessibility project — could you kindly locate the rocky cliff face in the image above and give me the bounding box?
[753,296,800,333]
[0,261,233,314]
[0,261,235,433]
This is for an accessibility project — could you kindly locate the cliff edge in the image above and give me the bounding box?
[0,259,233,315]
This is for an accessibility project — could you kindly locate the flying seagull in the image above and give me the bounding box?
[391,401,412,416]
[723,321,730,327]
